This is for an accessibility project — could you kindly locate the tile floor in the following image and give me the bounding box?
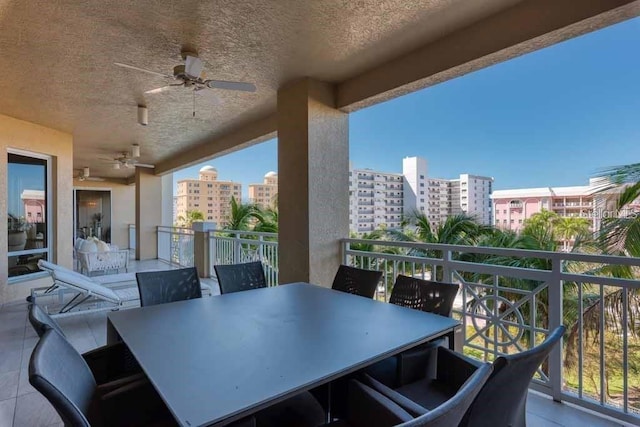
[0,260,635,427]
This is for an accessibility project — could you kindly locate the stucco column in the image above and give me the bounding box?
[135,168,162,260]
[277,78,349,287]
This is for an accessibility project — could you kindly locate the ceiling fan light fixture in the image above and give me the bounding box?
[137,105,148,126]
[113,163,121,170]
[132,144,141,158]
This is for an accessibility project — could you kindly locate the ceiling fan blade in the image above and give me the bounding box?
[87,177,106,182]
[185,55,204,79]
[145,84,183,94]
[114,62,172,78]
[134,163,155,168]
[205,79,256,92]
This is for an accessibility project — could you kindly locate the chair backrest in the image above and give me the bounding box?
[29,328,96,427]
[459,325,566,427]
[389,275,459,317]
[136,267,202,307]
[404,363,493,427]
[214,261,267,294]
[331,265,382,299]
[28,303,66,338]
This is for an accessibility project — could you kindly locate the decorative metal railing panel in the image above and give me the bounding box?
[209,230,279,287]
[157,226,194,267]
[342,238,640,424]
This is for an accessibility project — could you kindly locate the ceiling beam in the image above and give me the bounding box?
[153,114,277,175]
[337,0,640,112]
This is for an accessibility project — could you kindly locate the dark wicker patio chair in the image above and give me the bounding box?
[325,350,492,427]
[389,275,459,317]
[331,265,382,299]
[29,328,178,427]
[367,275,460,387]
[28,303,141,384]
[214,261,267,294]
[135,267,202,307]
[367,326,566,427]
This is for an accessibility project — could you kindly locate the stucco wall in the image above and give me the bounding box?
[0,114,73,303]
[72,179,135,250]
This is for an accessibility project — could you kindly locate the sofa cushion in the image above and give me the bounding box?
[80,240,97,253]
[96,240,110,252]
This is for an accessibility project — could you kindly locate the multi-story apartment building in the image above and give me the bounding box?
[402,157,493,229]
[349,167,404,233]
[402,156,427,217]
[175,166,242,226]
[492,179,600,232]
[425,178,453,227]
[348,157,494,233]
[459,174,493,225]
[248,172,278,208]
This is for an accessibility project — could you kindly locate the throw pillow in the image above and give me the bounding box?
[80,240,97,253]
[96,240,110,252]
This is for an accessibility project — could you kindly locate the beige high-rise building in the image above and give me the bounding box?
[248,171,278,208]
[175,166,242,227]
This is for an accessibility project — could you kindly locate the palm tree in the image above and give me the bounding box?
[385,212,491,281]
[389,212,489,247]
[253,205,278,233]
[554,216,591,251]
[176,210,204,227]
[594,164,640,257]
[224,196,260,231]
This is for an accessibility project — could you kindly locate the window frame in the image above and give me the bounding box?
[7,148,53,283]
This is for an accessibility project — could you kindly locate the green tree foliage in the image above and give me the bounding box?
[225,196,261,231]
[595,163,640,257]
[176,210,204,227]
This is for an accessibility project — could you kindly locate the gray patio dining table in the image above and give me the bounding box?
[106,282,459,427]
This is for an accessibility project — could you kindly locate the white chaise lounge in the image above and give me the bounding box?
[32,260,212,317]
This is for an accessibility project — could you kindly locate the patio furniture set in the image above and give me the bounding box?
[27,262,564,426]
[74,237,130,276]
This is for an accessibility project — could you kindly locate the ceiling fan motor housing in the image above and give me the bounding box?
[173,64,187,79]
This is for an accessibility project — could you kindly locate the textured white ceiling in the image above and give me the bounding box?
[0,0,519,178]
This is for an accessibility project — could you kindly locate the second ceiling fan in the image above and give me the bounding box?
[101,144,154,169]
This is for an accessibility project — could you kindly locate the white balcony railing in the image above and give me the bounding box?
[209,230,279,287]
[128,224,136,250]
[157,226,194,267]
[341,238,640,425]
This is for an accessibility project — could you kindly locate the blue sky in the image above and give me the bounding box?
[174,17,640,197]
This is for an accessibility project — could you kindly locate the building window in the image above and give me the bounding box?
[8,151,51,279]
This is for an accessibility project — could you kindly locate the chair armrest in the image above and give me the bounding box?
[345,379,414,427]
[362,373,428,418]
[396,339,444,387]
[82,342,141,384]
[435,347,482,391]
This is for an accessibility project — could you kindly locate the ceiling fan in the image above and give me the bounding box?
[114,52,256,95]
[76,167,105,182]
[100,144,155,169]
